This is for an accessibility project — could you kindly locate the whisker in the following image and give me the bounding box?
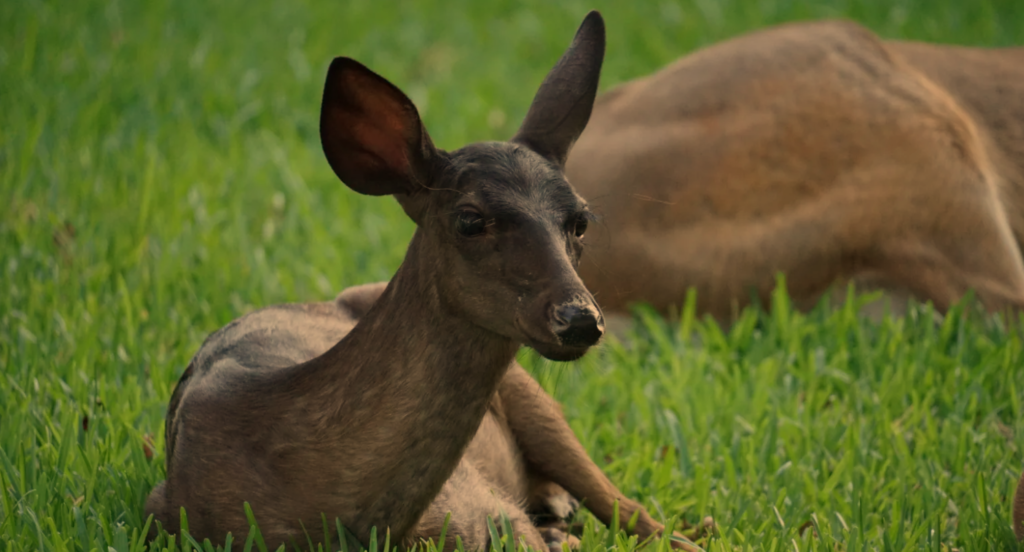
[627,193,676,205]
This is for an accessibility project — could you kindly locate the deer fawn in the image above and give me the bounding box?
[145,11,710,552]
[565,20,1024,325]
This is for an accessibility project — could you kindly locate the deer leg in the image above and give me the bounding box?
[409,459,550,552]
[872,235,1024,317]
[847,171,1024,318]
[498,365,712,552]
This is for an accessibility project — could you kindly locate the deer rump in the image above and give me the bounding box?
[568,19,1024,325]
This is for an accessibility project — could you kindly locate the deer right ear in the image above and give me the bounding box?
[512,11,605,169]
[320,57,439,196]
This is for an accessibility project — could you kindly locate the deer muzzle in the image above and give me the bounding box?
[550,302,604,347]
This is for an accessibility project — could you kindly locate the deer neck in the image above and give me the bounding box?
[291,230,519,544]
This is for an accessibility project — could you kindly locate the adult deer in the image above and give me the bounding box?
[145,11,710,552]
[566,20,1024,325]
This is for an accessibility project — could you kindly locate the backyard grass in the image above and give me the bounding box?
[3,0,1024,550]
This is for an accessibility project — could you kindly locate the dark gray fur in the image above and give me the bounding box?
[145,11,713,552]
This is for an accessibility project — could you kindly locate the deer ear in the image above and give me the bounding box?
[320,57,439,196]
[512,11,605,168]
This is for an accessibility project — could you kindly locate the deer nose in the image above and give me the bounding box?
[551,304,604,347]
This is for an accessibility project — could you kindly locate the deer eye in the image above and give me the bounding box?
[570,213,589,239]
[456,210,486,237]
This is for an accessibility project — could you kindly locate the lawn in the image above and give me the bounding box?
[3,0,1024,550]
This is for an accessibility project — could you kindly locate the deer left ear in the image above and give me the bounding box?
[511,11,606,168]
[320,57,441,196]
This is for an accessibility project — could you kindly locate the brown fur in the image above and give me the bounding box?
[1014,468,1024,541]
[1016,469,1024,540]
[566,20,1024,325]
[146,12,711,552]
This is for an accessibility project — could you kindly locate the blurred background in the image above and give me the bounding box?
[4,0,1022,320]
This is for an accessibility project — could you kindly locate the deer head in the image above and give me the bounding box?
[319,12,607,361]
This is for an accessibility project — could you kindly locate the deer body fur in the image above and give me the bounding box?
[146,280,687,550]
[567,20,1024,323]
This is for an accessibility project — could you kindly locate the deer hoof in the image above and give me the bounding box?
[528,483,580,528]
[545,491,579,522]
[540,527,580,552]
[670,516,716,552]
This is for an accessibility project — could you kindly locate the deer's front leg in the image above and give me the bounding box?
[498,363,713,551]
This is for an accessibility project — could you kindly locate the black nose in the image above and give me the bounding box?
[551,305,604,347]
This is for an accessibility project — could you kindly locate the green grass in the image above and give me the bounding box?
[3,0,1024,550]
